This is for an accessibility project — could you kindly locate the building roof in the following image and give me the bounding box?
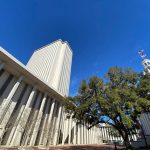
[34,39,73,53]
[0,47,66,104]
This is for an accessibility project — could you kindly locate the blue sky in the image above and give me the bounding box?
[0,0,150,96]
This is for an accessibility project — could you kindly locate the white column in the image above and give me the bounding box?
[43,99,56,146]
[62,114,68,145]
[94,127,96,144]
[92,127,94,144]
[24,92,43,146]
[48,102,58,145]
[87,124,89,144]
[39,96,50,145]
[73,121,77,145]
[90,127,93,144]
[0,76,23,122]
[93,126,95,144]
[6,85,32,145]
[90,128,92,144]
[77,123,81,144]
[29,93,48,146]
[53,104,63,145]
[0,76,23,139]
[10,86,37,146]
[84,124,86,144]
[60,111,65,145]
[80,124,82,144]
[87,127,89,144]
[0,82,25,142]
[68,115,73,144]
[82,124,85,144]
[57,109,64,145]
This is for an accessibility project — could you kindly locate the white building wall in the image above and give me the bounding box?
[26,39,72,96]
[142,59,150,74]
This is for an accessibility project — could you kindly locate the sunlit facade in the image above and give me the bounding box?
[0,40,101,147]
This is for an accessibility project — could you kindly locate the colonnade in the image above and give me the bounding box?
[0,63,63,147]
[0,62,102,147]
[60,116,102,145]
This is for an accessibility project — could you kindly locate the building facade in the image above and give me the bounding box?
[0,40,101,148]
[27,40,72,96]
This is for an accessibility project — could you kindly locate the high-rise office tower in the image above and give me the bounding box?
[27,39,72,96]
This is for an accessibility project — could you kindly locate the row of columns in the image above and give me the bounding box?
[60,115,102,145]
[99,126,139,142]
[0,62,102,147]
[0,62,63,147]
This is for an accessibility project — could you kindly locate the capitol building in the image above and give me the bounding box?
[0,40,101,147]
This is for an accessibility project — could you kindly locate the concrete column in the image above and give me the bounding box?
[6,86,32,145]
[80,124,83,145]
[39,96,51,145]
[82,124,84,144]
[84,124,87,144]
[90,128,92,144]
[82,123,86,144]
[29,93,48,146]
[43,99,56,146]
[0,76,23,139]
[1,83,25,123]
[10,86,37,146]
[87,126,89,144]
[23,92,42,146]
[77,123,80,144]
[79,124,82,144]
[68,115,73,144]
[57,109,64,145]
[89,128,92,144]
[0,82,25,142]
[53,104,63,145]
[48,102,58,145]
[85,124,87,144]
[94,127,96,144]
[60,112,65,145]
[73,121,77,145]
[92,127,94,144]
[62,114,68,145]
[0,76,23,122]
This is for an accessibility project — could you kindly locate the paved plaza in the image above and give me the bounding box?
[0,144,125,150]
[47,145,124,150]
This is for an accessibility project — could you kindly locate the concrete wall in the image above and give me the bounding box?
[27,40,72,96]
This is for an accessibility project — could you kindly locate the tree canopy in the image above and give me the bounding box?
[65,67,150,148]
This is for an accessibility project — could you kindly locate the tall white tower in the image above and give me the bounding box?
[26,39,72,96]
[139,50,150,74]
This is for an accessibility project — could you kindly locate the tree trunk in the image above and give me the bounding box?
[118,128,131,149]
[123,133,131,149]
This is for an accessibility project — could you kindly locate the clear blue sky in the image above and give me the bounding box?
[0,0,150,96]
